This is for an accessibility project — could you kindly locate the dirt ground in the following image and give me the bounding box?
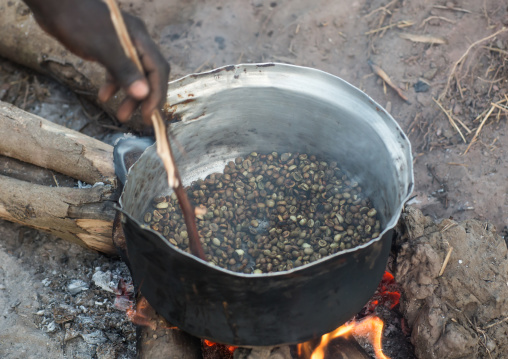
[1,0,507,358]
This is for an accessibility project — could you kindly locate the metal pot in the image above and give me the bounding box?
[119,63,413,346]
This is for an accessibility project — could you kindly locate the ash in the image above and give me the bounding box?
[0,223,136,358]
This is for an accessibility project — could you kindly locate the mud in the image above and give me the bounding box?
[396,207,508,359]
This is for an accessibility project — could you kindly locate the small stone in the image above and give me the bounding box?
[81,330,107,345]
[67,279,88,295]
[423,67,438,80]
[212,238,221,246]
[414,79,430,93]
[304,247,314,255]
[46,321,57,333]
[92,270,116,293]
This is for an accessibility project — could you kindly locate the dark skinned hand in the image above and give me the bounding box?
[23,0,170,126]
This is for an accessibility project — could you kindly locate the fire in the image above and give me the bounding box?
[297,316,390,359]
[114,281,176,331]
[297,271,401,359]
[203,339,237,353]
[375,272,400,309]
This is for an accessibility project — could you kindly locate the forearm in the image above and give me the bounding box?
[22,0,169,125]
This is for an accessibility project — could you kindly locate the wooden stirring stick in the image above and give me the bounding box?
[104,0,206,260]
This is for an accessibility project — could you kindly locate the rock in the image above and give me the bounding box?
[67,279,89,295]
[81,330,108,345]
[423,67,438,80]
[53,304,77,324]
[96,343,118,359]
[46,321,58,333]
[92,269,115,293]
[414,79,430,92]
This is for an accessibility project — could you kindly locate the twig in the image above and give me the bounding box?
[447,162,468,167]
[364,0,398,18]
[52,172,60,187]
[368,60,409,102]
[364,20,413,35]
[104,0,206,260]
[432,98,466,143]
[439,27,508,101]
[491,102,508,112]
[464,104,495,155]
[420,16,456,28]
[440,222,457,233]
[438,246,454,276]
[194,55,216,73]
[433,5,471,13]
[483,46,508,56]
[399,33,446,44]
[483,316,508,330]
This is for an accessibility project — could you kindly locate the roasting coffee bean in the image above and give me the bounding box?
[143,152,381,274]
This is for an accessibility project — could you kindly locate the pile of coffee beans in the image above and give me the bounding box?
[142,152,381,274]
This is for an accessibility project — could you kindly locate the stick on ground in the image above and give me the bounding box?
[368,60,409,103]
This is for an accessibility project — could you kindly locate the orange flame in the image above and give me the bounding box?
[297,316,390,359]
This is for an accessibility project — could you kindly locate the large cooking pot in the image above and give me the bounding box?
[119,63,413,346]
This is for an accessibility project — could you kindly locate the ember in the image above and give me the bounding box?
[366,271,401,313]
[203,339,237,353]
[202,339,237,358]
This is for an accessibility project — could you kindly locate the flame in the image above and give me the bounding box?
[114,281,176,331]
[125,296,158,330]
[297,316,390,359]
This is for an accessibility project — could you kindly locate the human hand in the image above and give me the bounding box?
[24,0,169,126]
